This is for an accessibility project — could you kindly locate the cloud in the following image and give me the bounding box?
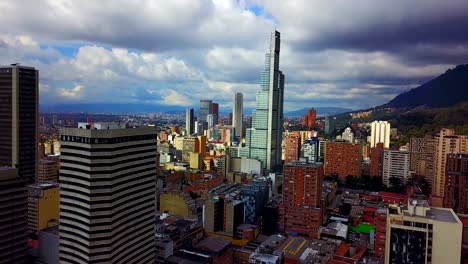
[59,83,83,98]
[0,0,466,111]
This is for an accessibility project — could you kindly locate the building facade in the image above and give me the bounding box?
[28,182,59,232]
[433,128,468,207]
[0,64,38,181]
[281,161,323,238]
[37,158,58,183]
[59,124,157,263]
[199,100,212,123]
[370,121,390,149]
[324,142,362,181]
[385,201,462,264]
[444,153,468,214]
[284,134,301,162]
[409,137,437,184]
[0,167,28,264]
[232,92,243,138]
[185,108,194,136]
[244,31,284,171]
[382,149,410,187]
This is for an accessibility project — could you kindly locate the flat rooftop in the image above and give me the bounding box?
[284,161,324,168]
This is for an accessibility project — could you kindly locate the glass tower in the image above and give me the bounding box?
[245,31,284,171]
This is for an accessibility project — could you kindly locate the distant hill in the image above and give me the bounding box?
[40,103,186,114]
[384,64,468,108]
[285,107,353,117]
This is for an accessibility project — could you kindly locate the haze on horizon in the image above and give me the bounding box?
[0,0,467,112]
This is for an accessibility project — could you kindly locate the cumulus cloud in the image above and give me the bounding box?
[0,0,466,111]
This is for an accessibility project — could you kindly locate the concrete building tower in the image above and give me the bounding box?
[370,121,391,148]
[232,92,243,138]
[58,123,157,263]
[185,108,194,136]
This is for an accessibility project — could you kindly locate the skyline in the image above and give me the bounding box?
[1,0,468,111]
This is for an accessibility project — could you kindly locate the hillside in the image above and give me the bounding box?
[385,64,468,108]
[285,107,353,117]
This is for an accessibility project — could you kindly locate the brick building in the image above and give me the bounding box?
[444,153,468,214]
[325,142,362,181]
[284,134,301,162]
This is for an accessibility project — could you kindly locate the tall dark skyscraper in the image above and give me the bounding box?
[199,99,212,123]
[59,123,158,263]
[0,64,38,181]
[185,108,194,135]
[232,92,243,138]
[242,31,284,171]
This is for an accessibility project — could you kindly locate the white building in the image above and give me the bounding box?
[370,121,391,148]
[341,127,354,143]
[382,149,410,187]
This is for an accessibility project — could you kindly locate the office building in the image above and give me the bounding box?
[185,108,194,136]
[409,137,436,183]
[28,182,59,232]
[211,102,219,125]
[370,143,384,177]
[324,142,362,181]
[324,116,336,135]
[281,161,323,238]
[433,128,468,207]
[382,149,410,187]
[182,137,200,163]
[232,92,243,138]
[301,108,316,130]
[385,200,462,264]
[444,153,468,214]
[207,114,214,128]
[284,134,301,162]
[200,100,212,123]
[0,167,28,264]
[37,158,58,183]
[370,121,390,148]
[244,31,284,171]
[59,123,157,263]
[0,64,38,181]
[303,137,320,163]
[240,178,269,224]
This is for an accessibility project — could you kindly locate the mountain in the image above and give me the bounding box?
[385,64,468,108]
[40,103,186,114]
[285,107,353,117]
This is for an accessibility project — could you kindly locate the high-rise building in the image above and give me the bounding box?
[199,99,212,123]
[27,182,59,232]
[182,137,200,163]
[385,201,462,264]
[185,108,194,136]
[432,128,468,207]
[301,108,316,130]
[0,167,28,264]
[207,114,214,128]
[232,92,243,138]
[370,121,390,148]
[324,116,336,135]
[444,153,468,214]
[409,137,437,185]
[211,102,219,125]
[303,137,320,163]
[0,64,39,181]
[59,123,157,263]
[244,31,284,171]
[280,161,323,237]
[37,158,58,183]
[284,134,301,162]
[324,142,362,181]
[382,149,410,187]
[370,143,384,177]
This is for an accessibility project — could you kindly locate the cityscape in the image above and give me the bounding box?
[1,1,468,264]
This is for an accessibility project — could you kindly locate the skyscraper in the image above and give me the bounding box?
[59,123,157,263]
[0,64,39,181]
[199,99,212,123]
[370,121,391,148]
[211,102,219,125]
[185,108,194,136]
[244,31,284,171]
[0,167,28,264]
[232,92,243,138]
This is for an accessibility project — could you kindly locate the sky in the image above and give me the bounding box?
[0,0,467,112]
